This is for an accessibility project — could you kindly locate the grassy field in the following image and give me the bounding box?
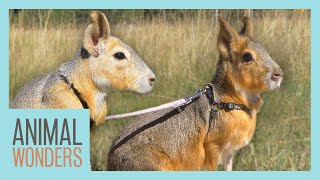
[9,10,310,171]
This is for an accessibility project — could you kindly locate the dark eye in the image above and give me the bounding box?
[242,53,253,62]
[113,52,126,60]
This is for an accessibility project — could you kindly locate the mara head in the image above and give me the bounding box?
[217,16,283,94]
[82,11,155,94]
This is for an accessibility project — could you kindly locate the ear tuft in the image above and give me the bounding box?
[218,17,239,41]
[217,17,240,59]
[240,16,253,37]
[89,11,110,44]
[83,11,111,57]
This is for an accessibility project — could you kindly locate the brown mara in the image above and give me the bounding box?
[107,16,283,171]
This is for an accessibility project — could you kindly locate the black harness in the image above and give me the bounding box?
[59,74,95,128]
[173,83,249,130]
[180,83,248,113]
[203,83,249,130]
[173,83,250,132]
[204,83,248,112]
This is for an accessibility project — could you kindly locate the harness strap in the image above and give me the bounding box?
[213,102,249,111]
[59,74,95,128]
[204,83,249,131]
[204,83,216,131]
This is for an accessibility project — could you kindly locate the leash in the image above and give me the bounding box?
[105,87,207,120]
[105,83,249,120]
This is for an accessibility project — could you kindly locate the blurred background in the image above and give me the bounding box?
[9,9,310,170]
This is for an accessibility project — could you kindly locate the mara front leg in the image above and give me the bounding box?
[220,150,235,171]
[204,143,222,171]
[204,153,221,170]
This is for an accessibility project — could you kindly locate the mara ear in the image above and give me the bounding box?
[217,17,240,59]
[240,16,253,37]
[83,11,111,57]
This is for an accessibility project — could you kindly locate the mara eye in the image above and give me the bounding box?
[113,52,126,60]
[242,53,253,62]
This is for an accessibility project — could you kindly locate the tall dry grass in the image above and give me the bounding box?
[9,10,310,170]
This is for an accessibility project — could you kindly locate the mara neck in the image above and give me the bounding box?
[59,55,109,108]
[211,59,263,112]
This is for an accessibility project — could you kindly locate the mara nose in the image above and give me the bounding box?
[271,68,284,81]
[148,75,156,86]
[149,77,155,82]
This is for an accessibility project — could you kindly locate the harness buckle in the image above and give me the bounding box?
[227,103,234,110]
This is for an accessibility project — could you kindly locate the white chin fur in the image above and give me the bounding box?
[267,78,283,91]
[130,78,153,94]
[93,76,111,92]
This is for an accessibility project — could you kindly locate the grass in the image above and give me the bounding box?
[9,10,310,171]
